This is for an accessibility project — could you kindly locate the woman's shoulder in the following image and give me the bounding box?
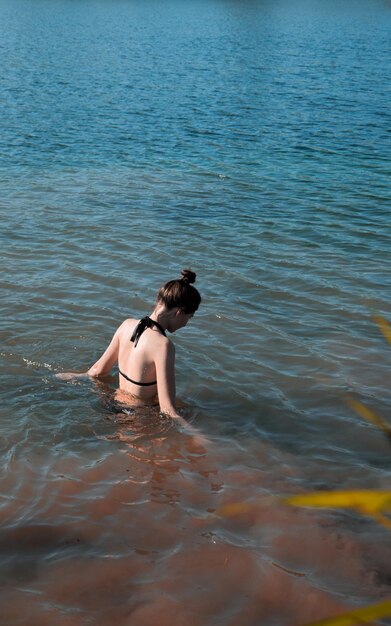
[116,318,139,337]
[116,318,172,347]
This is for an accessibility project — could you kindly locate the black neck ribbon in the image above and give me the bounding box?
[130,316,167,347]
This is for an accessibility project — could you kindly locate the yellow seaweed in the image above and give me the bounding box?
[285,490,391,514]
[346,397,391,438]
[284,490,391,530]
[298,598,391,626]
[373,315,391,345]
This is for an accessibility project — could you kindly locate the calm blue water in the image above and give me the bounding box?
[1,1,390,624]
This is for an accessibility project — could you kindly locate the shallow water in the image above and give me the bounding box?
[1,0,391,624]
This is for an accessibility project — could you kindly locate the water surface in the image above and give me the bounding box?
[1,0,390,624]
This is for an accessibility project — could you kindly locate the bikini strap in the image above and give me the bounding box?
[130,316,167,347]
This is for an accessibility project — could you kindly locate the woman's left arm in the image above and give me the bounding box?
[87,327,120,377]
[56,325,121,380]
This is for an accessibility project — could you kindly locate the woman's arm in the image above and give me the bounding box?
[155,341,179,418]
[155,341,207,440]
[56,325,121,380]
[87,327,120,377]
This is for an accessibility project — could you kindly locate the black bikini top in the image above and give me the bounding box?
[130,316,167,347]
[118,316,167,387]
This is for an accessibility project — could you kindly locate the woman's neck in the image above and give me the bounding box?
[149,304,175,330]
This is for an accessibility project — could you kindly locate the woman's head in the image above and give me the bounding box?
[157,269,201,314]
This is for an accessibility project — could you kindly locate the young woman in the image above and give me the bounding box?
[59,269,203,437]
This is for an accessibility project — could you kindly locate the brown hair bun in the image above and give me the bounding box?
[157,269,201,313]
[180,269,196,285]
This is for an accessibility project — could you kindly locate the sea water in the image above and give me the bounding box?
[0,1,390,624]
